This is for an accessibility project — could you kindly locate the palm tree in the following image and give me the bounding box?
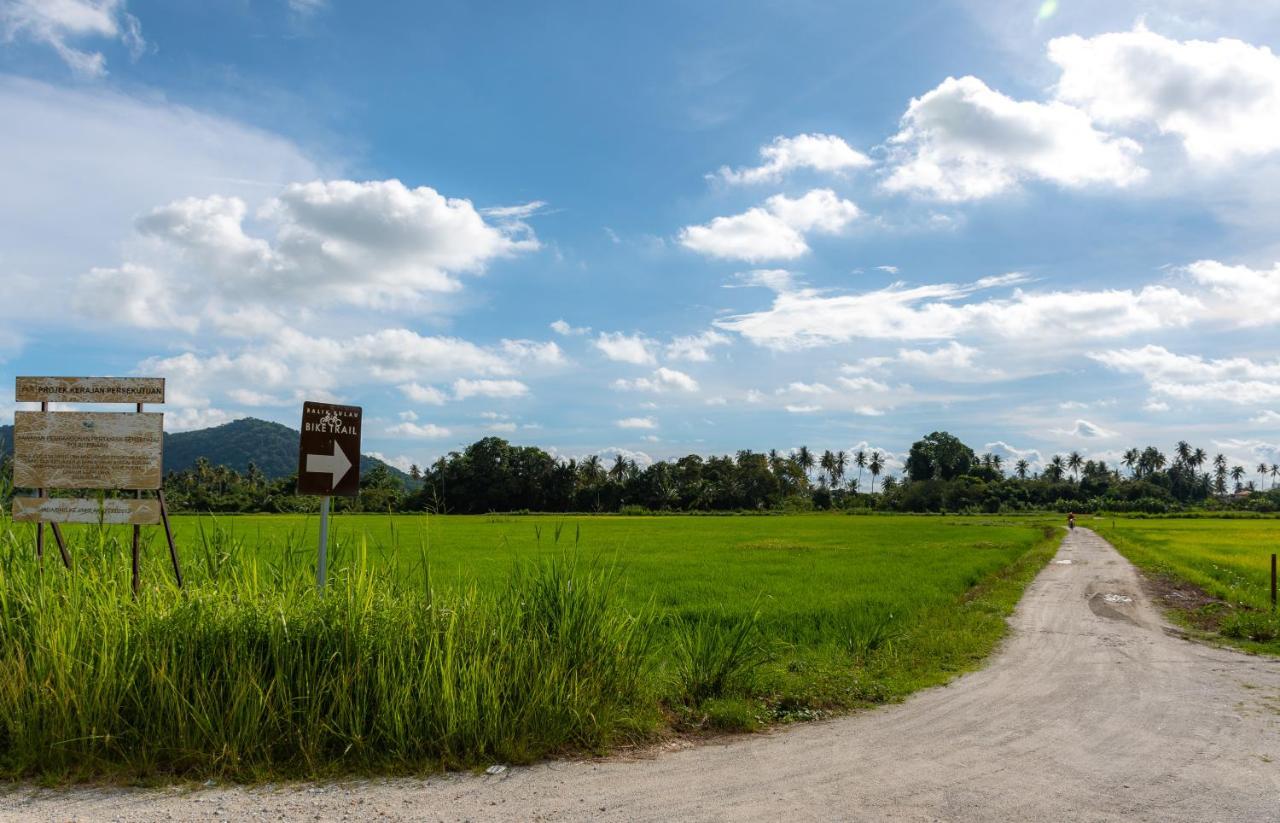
[1067,451,1083,482]
[1213,453,1228,494]
[1047,455,1066,482]
[796,446,815,483]
[1230,465,1246,493]
[1191,448,1207,473]
[1015,458,1029,480]
[1122,448,1139,477]
[1258,463,1270,489]
[608,453,630,483]
[854,449,868,492]
[833,450,848,489]
[1175,440,1192,467]
[868,451,884,493]
[819,450,836,488]
[1271,463,1279,490]
[991,453,1003,476]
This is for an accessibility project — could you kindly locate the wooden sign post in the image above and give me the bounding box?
[296,401,362,590]
[10,377,182,594]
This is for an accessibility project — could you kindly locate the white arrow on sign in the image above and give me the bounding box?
[306,441,353,488]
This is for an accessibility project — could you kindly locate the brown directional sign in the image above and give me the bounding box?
[296,401,362,497]
[13,411,164,490]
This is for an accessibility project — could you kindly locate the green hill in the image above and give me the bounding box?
[0,417,411,485]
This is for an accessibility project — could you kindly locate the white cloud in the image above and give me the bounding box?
[550,319,590,336]
[387,421,452,439]
[366,451,418,473]
[1053,418,1119,439]
[500,339,565,366]
[73,263,198,333]
[452,378,530,400]
[716,274,1197,350]
[884,75,1145,201]
[163,406,233,432]
[714,133,872,184]
[984,441,1044,471]
[1050,26,1280,164]
[836,376,891,393]
[1253,411,1280,425]
[785,404,822,414]
[679,189,860,262]
[594,332,657,365]
[875,265,899,274]
[665,330,730,362]
[1090,345,1280,405]
[398,410,419,421]
[613,367,699,393]
[398,383,448,405]
[729,268,799,292]
[616,416,658,429]
[777,381,833,395]
[895,341,1005,381]
[101,179,539,320]
[1,0,143,76]
[1183,260,1280,326]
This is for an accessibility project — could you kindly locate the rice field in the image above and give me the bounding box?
[0,512,1061,781]
[1090,516,1280,653]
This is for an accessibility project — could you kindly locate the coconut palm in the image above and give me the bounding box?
[1067,451,1083,482]
[819,450,836,488]
[854,449,867,492]
[1015,458,1029,480]
[1258,463,1270,489]
[608,453,630,483]
[1122,448,1139,477]
[833,450,848,489]
[1175,440,1192,467]
[1272,463,1279,490]
[868,451,884,493]
[1046,455,1066,482]
[796,446,815,482]
[1230,465,1246,493]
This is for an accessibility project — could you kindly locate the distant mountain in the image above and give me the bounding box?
[0,417,411,485]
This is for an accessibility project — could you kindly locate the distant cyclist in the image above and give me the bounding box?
[1067,512,1076,530]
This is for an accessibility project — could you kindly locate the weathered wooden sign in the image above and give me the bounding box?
[297,401,362,498]
[16,376,165,404]
[12,497,161,525]
[13,411,163,490]
[10,375,181,592]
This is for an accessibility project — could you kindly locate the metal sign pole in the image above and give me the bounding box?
[318,495,330,590]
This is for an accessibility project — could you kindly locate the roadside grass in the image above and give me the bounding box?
[1091,517,1280,656]
[0,513,1061,781]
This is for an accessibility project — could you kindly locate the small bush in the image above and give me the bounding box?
[670,607,769,704]
[1220,610,1280,643]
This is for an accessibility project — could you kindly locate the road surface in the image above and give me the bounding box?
[4,528,1278,821]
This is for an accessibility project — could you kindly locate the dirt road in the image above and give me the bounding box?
[4,528,1278,822]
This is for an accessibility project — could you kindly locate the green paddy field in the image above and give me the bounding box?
[0,512,1061,780]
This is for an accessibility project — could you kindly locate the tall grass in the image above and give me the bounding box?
[0,517,657,780]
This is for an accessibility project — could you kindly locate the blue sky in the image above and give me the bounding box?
[2,0,1279,481]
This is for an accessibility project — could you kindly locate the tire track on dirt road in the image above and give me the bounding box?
[5,528,1278,821]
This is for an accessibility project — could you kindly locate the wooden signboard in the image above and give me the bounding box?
[297,401,362,498]
[12,411,163,490]
[16,376,164,404]
[10,376,181,592]
[12,497,161,525]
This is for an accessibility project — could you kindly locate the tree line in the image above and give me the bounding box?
[2,432,1275,515]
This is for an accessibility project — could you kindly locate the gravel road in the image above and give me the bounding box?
[4,527,1278,822]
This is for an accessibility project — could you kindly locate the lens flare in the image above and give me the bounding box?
[1037,0,1059,20]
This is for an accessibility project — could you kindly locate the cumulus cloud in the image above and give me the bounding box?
[884,75,1145,201]
[714,133,872,184]
[386,421,452,438]
[594,332,657,365]
[1050,26,1280,164]
[1182,259,1280,325]
[613,367,699,393]
[665,330,730,362]
[1,0,143,76]
[616,416,658,429]
[984,441,1044,472]
[80,179,540,330]
[1090,345,1280,406]
[452,378,529,400]
[398,383,448,405]
[716,274,1197,350]
[679,189,860,262]
[1053,419,1119,439]
[550,319,590,336]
